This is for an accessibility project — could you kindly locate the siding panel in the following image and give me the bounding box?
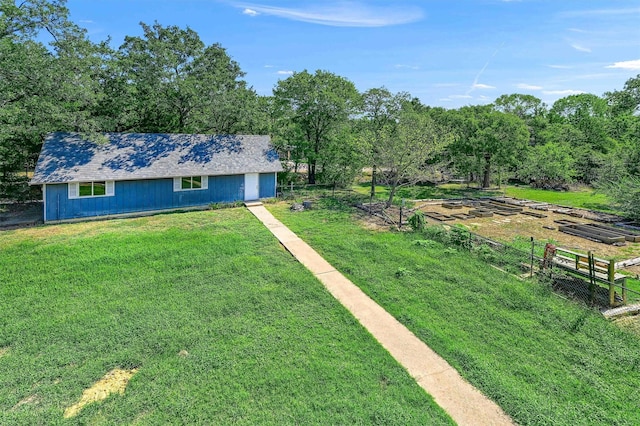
[43,175,246,221]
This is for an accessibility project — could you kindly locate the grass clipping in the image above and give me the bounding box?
[64,368,137,419]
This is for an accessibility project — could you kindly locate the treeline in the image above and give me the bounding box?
[1,1,639,218]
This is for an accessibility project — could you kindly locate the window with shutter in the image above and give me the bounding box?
[174,176,208,191]
[68,182,78,199]
[69,181,115,198]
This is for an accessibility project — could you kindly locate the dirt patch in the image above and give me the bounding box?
[0,347,8,358]
[613,315,640,336]
[64,368,138,419]
[417,203,640,262]
[11,394,39,411]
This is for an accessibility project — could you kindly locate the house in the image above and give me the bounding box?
[30,133,283,222]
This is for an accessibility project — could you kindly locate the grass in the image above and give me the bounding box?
[0,209,453,425]
[270,199,640,426]
[353,181,616,214]
[353,182,501,202]
[502,186,614,213]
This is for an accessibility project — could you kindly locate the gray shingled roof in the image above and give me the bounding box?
[31,133,283,184]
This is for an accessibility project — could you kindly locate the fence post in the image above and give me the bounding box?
[530,237,534,278]
[588,251,596,304]
[608,259,616,307]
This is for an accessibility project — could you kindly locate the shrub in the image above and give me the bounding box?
[407,211,426,232]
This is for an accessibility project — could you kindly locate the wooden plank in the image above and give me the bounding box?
[588,223,640,242]
[442,202,463,209]
[469,209,493,218]
[521,211,547,218]
[558,225,625,244]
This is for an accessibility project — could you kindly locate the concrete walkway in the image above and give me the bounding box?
[247,204,514,426]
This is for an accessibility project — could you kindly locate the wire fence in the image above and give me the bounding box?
[277,183,360,201]
[417,222,640,308]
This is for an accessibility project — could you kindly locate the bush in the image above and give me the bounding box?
[407,211,426,232]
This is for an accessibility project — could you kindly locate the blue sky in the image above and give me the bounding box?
[67,0,640,108]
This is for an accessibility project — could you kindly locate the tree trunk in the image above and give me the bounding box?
[370,164,377,197]
[308,161,316,184]
[482,154,492,188]
[386,182,398,208]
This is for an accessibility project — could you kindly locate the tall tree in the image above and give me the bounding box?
[450,106,529,188]
[360,87,408,197]
[549,94,614,183]
[377,109,452,206]
[273,70,360,184]
[0,0,105,198]
[493,93,548,146]
[116,22,252,133]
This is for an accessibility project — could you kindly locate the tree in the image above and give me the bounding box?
[273,70,360,184]
[517,142,575,189]
[360,87,408,196]
[377,109,452,207]
[493,93,548,146]
[548,94,614,183]
[605,74,640,116]
[0,0,106,199]
[116,22,252,133]
[450,106,529,188]
[0,0,69,40]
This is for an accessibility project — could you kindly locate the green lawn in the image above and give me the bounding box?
[504,186,615,213]
[0,210,453,425]
[353,181,616,213]
[270,200,640,426]
[353,182,501,203]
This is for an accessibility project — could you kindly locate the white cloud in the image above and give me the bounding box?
[243,8,259,16]
[264,64,274,68]
[606,59,640,70]
[450,94,473,99]
[561,8,640,18]
[394,64,419,70]
[547,64,572,69]
[516,83,543,90]
[570,43,591,53]
[277,70,294,75]
[439,98,453,102]
[233,2,423,27]
[473,83,496,90]
[79,19,94,24]
[542,89,585,96]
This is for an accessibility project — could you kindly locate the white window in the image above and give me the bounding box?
[68,181,114,199]
[174,176,208,191]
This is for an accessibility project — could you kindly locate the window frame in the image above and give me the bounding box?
[68,181,114,199]
[173,176,208,192]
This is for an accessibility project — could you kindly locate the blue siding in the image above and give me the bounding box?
[259,173,276,198]
[44,175,245,221]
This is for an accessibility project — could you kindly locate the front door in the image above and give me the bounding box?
[244,173,259,201]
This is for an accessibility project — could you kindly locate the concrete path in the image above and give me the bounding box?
[247,204,514,426]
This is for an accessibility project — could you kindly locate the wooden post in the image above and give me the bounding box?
[608,259,616,307]
[588,252,596,304]
[530,237,534,278]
